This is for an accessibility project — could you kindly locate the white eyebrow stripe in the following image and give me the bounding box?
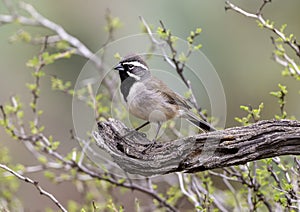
[127,71,141,81]
[123,61,148,70]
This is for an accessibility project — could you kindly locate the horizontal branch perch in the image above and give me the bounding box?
[93,119,300,176]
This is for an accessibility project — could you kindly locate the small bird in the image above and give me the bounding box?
[114,54,215,142]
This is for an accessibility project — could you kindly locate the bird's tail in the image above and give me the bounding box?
[181,110,216,132]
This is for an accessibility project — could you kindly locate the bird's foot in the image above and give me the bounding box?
[142,140,156,154]
[121,129,147,139]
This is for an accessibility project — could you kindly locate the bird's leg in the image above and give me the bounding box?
[153,122,162,142]
[121,121,150,139]
[142,122,161,153]
[135,121,150,131]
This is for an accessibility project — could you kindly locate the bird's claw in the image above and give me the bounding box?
[142,140,156,154]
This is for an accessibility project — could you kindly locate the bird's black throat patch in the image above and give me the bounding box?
[119,71,136,102]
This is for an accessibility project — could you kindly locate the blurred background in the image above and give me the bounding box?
[0,0,300,210]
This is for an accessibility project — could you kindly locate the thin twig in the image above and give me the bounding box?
[0,2,117,97]
[19,2,102,68]
[140,16,208,121]
[271,37,300,76]
[225,0,300,61]
[0,163,67,212]
[139,16,175,69]
[177,173,199,208]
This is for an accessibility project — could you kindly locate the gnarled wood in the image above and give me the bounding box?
[93,119,300,176]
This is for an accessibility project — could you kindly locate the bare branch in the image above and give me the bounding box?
[225,0,300,71]
[256,0,271,15]
[0,163,67,212]
[0,3,101,67]
[139,16,175,69]
[0,1,118,98]
[18,2,102,68]
[94,119,300,176]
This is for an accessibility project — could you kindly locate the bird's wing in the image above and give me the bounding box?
[146,77,216,132]
[146,77,191,109]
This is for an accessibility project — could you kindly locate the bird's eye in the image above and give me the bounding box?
[128,64,134,70]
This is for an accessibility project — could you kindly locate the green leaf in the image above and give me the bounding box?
[195,28,202,34]
[152,184,158,190]
[19,31,32,42]
[190,31,195,37]
[280,24,287,33]
[157,27,170,39]
[170,35,178,43]
[178,52,187,63]
[240,105,250,112]
[56,40,70,50]
[38,155,48,164]
[114,52,121,60]
[51,141,60,150]
[194,44,202,50]
[32,70,45,78]
[187,36,193,44]
[42,52,55,65]
[68,200,79,211]
[278,84,287,94]
[117,178,126,184]
[44,170,55,180]
[38,125,45,133]
[257,20,264,28]
[26,83,37,91]
[105,16,122,32]
[270,91,280,97]
[26,56,39,68]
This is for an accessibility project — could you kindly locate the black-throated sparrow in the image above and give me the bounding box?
[114,54,215,141]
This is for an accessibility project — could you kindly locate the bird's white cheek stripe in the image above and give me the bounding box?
[123,61,148,70]
[127,71,141,81]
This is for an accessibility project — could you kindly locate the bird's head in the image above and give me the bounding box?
[114,55,150,82]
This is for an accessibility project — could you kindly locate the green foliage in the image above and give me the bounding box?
[222,157,300,211]
[51,76,73,94]
[104,10,122,33]
[178,52,187,63]
[257,19,274,29]
[156,24,204,75]
[270,84,288,119]
[44,170,56,181]
[65,148,80,163]
[166,185,182,205]
[68,200,80,212]
[187,27,203,50]
[56,40,70,50]
[38,155,48,164]
[106,198,124,212]
[0,97,24,140]
[27,52,74,69]
[157,26,171,40]
[254,8,300,81]
[114,52,122,60]
[272,26,299,80]
[9,30,32,43]
[235,102,264,125]
[0,147,21,210]
[51,76,110,121]
[26,56,40,68]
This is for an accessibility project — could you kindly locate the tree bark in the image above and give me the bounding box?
[93,119,300,176]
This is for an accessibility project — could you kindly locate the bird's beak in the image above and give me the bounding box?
[113,63,124,71]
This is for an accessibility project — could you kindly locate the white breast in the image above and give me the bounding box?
[125,82,175,122]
